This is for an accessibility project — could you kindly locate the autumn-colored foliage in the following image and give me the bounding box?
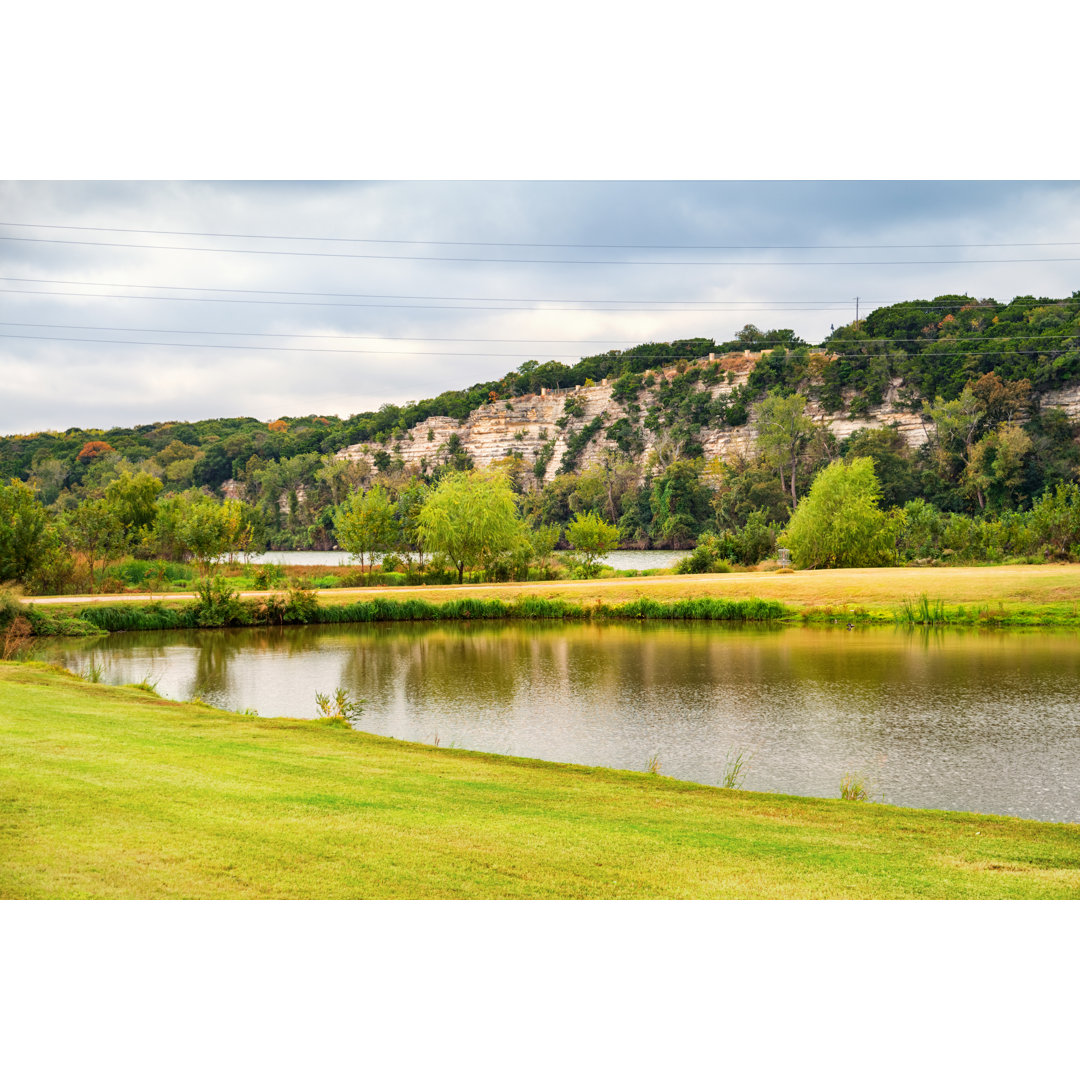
[267,420,288,433]
[77,440,115,462]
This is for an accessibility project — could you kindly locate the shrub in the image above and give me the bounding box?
[1029,482,1080,559]
[781,458,894,569]
[675,533,732,574]
[314,687,364,727]
[251,563,286,590]
[190,576,247,627]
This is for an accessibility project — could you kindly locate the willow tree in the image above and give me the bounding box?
[418,469,524,584]
[780,457,894,569]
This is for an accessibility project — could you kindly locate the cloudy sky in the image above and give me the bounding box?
[2,180,1079,436]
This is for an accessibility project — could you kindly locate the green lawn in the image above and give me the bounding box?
[2,660,1078,899]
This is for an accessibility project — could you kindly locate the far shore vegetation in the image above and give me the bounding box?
[2,293,1080,603]
[3,660,1079,900]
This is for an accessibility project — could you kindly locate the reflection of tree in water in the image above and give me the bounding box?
[188,628,251,699]
[340,622,531,710]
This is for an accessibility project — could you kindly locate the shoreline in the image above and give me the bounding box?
[16,564,1080,634]
[3,659,1078,899]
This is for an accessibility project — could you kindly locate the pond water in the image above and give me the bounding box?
[38,622,1080,823]
[231,549,683,570]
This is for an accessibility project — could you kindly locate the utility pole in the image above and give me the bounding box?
[855,296,860,331]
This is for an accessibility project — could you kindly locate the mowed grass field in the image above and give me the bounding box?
[3,661,1079,899]
[28,563,1080,618]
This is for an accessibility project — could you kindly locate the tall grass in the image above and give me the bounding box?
[24,591,793,639]
[897,594,948,626]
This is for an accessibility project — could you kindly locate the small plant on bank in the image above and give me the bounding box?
[314,687,364,726]
[720,748,753,789]
[645,753,661,775]
[2,614,33,661]
[128,672,160,694]
[82,659,105,683]
[840,772,872,801]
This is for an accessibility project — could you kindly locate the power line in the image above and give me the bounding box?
[0,275,850,306]
[4,219,1080,250]
[1,321,1071,349]
[6,276,1064,311]
[0,332,585,359]
[0,287,862,314]
[0,320,652,345]
[5,233,1080,266]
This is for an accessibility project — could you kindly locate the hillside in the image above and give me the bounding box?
[2,292,1079,558]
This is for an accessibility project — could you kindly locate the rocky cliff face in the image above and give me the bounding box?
[335,351,1080,482]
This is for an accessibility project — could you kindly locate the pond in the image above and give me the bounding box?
[38,621,1080,823]
[230,549,683,571]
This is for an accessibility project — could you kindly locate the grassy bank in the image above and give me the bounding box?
[2,660,1078,899]
[19,591,791,637]
[17,562,1080,634]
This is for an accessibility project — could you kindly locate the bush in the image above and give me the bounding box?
[675,533,731,574]
[1029,482,1080,559]
[781,458,894,569]
[251,563,286,590]
[0,587,22,631]
[189,576,247,627]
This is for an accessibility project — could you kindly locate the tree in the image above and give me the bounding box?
[418,469,524,583]
[1028,482,1080,558]
[65,500,124,591]
[963,423,1032,511]
[566,511,620,577]
[649,460,711,548]
[77,440,114,463]
[333,485,397,576]
[780,457,894,569]
[394,478,430,571]
[0,480,53,584]
[104,470,163,540]
[179,497,233,575]
[754,391,815,510]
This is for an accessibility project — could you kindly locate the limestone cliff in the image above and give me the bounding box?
[335,350,1080,483]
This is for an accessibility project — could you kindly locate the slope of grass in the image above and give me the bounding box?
[2,661,1078,899]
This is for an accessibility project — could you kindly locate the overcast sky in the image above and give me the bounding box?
[2,180,1079,436]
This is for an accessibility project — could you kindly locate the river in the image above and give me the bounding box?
[37,620,1080,823]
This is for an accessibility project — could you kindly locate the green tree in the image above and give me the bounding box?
[1028,482,1080,558]
[394,478,430,571]
[0,479,54,584]
[179,497,233,575]
[105,469,163,542]
[333,485,398,577]
[566,511,620,577]
[754,391,815,510]
[780,457,895,569]
[418,469,524,583]
[650,460,711,547]
[65,500,125,591]
[963,423,1033,511]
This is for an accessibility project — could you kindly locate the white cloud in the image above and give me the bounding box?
[2,181,1079,434]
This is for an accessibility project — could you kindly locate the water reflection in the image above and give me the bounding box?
[38,622,1080,823]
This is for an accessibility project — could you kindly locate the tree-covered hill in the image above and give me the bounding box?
[2,291,1079,574]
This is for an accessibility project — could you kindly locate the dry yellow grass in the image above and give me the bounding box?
[26,563,1080,617]
[315,563,1080,610]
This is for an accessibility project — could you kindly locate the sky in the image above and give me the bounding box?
[3,179,1080,436]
